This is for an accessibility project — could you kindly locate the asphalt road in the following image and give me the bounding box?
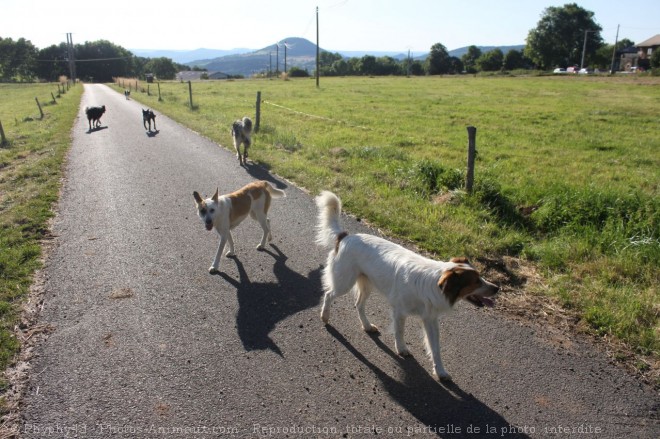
[18,84,658,438]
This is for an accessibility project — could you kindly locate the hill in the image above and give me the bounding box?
[190,37,319,76]
[176,39,526,76]
[131,48,252,64]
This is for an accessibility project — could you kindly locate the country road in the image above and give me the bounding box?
[14,84,659,438]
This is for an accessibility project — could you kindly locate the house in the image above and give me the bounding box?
[636,34,660,71]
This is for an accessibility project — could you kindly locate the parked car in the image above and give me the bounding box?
[553,68,567,74]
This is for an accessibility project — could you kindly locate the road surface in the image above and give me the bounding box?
[17,84,659,438]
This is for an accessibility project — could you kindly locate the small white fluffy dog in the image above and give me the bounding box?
[315,191,499,380]
[193,181,285,274]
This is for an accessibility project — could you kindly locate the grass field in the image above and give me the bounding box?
[0,77,657,398]
[117,75,659,367]
[0,82,82,395]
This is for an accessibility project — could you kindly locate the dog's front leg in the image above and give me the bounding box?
[393,313,410,356]
[225,231,235,257]
[423,319,451,381]
[210,235,228,274]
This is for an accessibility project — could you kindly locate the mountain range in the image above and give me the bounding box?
[132,38,525,76]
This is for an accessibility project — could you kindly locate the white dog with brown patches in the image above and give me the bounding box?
[193,181,285,274]
[315,191,499,380]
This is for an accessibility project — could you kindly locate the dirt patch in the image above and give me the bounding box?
[475,255,659,387]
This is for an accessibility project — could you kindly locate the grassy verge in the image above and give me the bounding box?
[116,75,659,366]
[0,82,82,394]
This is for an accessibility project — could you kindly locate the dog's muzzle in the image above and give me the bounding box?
[205,221,213,231]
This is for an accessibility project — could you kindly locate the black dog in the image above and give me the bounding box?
[85,105,106,130]
[142,109,157,131]
[124,90,131,99]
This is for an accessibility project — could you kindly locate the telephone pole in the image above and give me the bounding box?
[316,6,320,88]
[66,33,76,83]
[610,24,620,74]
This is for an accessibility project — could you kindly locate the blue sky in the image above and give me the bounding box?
[2,0,658,53]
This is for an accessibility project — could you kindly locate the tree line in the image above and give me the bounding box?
[1,3,657,82]
[0,38,185,82]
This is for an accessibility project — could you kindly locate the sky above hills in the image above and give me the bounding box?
[3,0,658,54]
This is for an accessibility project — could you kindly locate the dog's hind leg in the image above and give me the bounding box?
[422,318,451,381]
[320,256,358,324]
[355,276,379,332]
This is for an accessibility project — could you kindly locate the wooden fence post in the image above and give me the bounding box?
[0,120,7,146]
[188,81,194,109]
[51,92,57,104]
[466,126,477,193]
[157,82,162,102]
[255,91,261,133]
[35,98,44,119]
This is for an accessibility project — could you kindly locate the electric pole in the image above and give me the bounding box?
[316,6,320,88]
[610,24,620,74]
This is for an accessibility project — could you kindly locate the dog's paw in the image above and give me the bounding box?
[363,324,380,333]
[320,309,330,324]
[209,267,220,275]
[256,244,265,251]
[397,347,411,357]
[225,251,235,258]
[435,370,452,381]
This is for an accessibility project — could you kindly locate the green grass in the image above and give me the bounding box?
[0,82,82,392]
[119,75,659,360]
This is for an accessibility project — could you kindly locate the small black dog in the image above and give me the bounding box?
[231,116,253,165]
[124,90,131,99]
[142,109,157,131]
[85,105,106,130]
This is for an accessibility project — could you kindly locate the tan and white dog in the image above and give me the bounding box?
[193,181,285,274]
[315,191,499,380]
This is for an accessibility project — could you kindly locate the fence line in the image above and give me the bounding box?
[262,100,371,131]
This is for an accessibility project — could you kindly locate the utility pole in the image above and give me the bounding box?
[610,24,620,74]
[580,30,594,70]
[316,6,320,88]
[284,41,288,74]
[66,33,76,83]
[276,43,279,74]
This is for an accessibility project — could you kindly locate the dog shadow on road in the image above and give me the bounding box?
[220,244,322,356]
[242,162,288,190]
[86,126,108,134]
[326,325,530,439]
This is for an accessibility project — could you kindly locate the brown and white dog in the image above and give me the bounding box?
[315,191,499,380]
[193,181,285,274]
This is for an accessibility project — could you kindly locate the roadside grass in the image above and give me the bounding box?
[117,75,659,364]
[0,83,82,395]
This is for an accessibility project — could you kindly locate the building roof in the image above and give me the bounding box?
[637,34,660,48]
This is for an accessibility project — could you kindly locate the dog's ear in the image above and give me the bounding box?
[450,257,470,264]
[212,188,219,202]
[193,191,203,205]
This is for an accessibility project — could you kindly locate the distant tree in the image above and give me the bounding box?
[358,55,378,75]
[477,49,504,71]
[447,56,464,74]
[144,57,177,80]
[288,66,309,77]
[35,43,69,81]
[0,37,38,81]
[319,51,343,68]
[375,56,401,75]
[410,60,425,76]
[651,48,660,69]
[76,40,133,82]
[525,3,603,69]
[503,49,528,70]
[461,45,482,73]
[426,43,451,75]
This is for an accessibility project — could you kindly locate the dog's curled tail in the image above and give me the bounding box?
[264,181,286,199]
[315,191,345,249]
